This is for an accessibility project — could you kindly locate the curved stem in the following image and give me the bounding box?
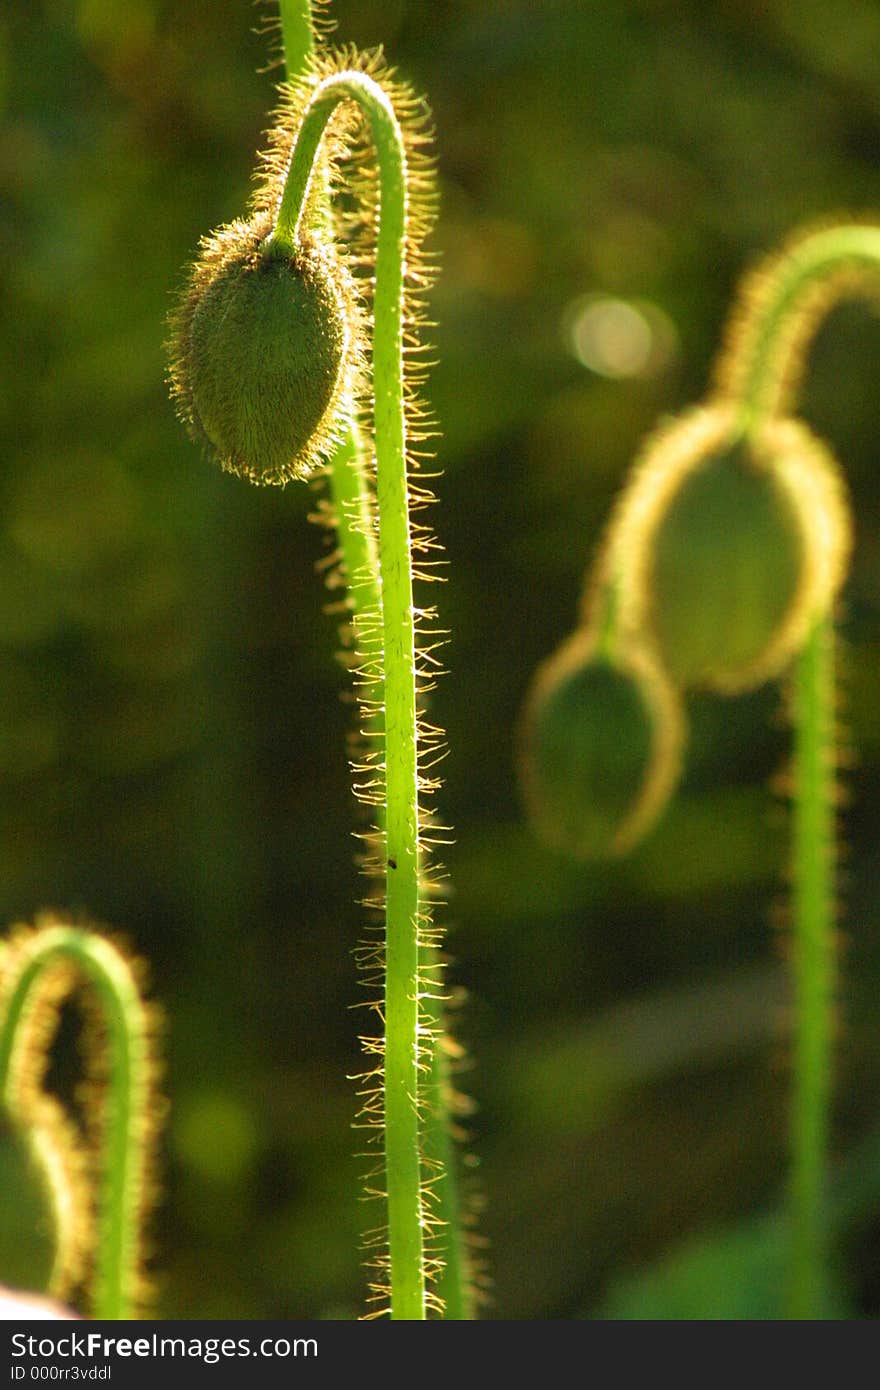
[0,924,151,1320]
[728,224,880,430]
[276,24,470,1319]
[268,70,425,1319]
[276,27,469,1317]
[722,223,880,1317]
[276,7,385,640]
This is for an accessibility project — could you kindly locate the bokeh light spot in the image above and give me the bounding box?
[173,1092,260,1188]
[565,295,677,378]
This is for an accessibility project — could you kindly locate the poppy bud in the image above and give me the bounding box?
[609,406,851,692]
[168,217,355,486]
[519,629,684,859]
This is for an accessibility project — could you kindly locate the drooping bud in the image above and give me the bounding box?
[518,629,685,859]
[608,405,851,692]
[168,216,355,486]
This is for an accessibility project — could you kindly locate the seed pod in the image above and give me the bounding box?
[168,216,355,486]
[518,629,685,859]
[608,405,851,692]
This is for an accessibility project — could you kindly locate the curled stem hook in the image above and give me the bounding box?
[718,221,880,1317]
[722,223,880,432]
[0,922,154,1320]
[267,68,425,1319]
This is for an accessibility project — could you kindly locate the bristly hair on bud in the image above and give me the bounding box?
[167,212,358,486]
[167,42,438,497]
[606,403,852,693]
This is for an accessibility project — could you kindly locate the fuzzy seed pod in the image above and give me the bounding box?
[168,216,355,486]
[518,629,685,859]
[608,405,851,692]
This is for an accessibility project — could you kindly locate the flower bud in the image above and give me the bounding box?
[518,629,684,859]
[609,405,851,691]
[168,217,355,486]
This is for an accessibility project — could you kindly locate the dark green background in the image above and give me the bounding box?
[2,0,880,1318]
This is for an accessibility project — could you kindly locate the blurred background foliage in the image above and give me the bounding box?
[2,0,880,1319]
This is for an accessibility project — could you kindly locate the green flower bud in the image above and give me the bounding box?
[519,630,684,859]
[610,405,851,692]
[168,216,355,486]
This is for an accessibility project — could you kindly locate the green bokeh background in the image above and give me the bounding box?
[2,0,880,1318]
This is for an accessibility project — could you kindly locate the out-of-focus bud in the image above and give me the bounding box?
[608,405,851,691]
[518,628,685,859]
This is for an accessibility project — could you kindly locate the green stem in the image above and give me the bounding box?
[277,15,470,1319]
[268,70,425,1320]
[324,379,472,1322]
[275,4,383,634]
[0,924,151,1320]
[331,413,473,1322]
[729,224,880,430]
[788,617,836,1318]
[592,576,621,663]
[327,425,384,679]
[278,0,316,78]
[424,1037,473,1319]
[725,223,880,1317]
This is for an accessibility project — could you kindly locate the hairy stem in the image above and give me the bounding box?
[423,1037,473,1318]
[278,0,316,79]
[724,223,880,1316]
[268,70,425,1319]
[788,616,836,1317]
[727,224,880,430]
[0,924,151,1320]
[277,8,384,647]
[277,14,469,1318]
[326,425,384,670]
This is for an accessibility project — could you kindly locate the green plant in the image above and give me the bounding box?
[520,221,879,1318]
[0,0,466,1325]
[0,917,157,1319]
[167,1,467,1320]
[20,0,877,1327]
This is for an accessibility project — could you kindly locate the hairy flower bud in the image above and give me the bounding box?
[168,217,355,486]
[519,629,684,859]
[609,405,851,692]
